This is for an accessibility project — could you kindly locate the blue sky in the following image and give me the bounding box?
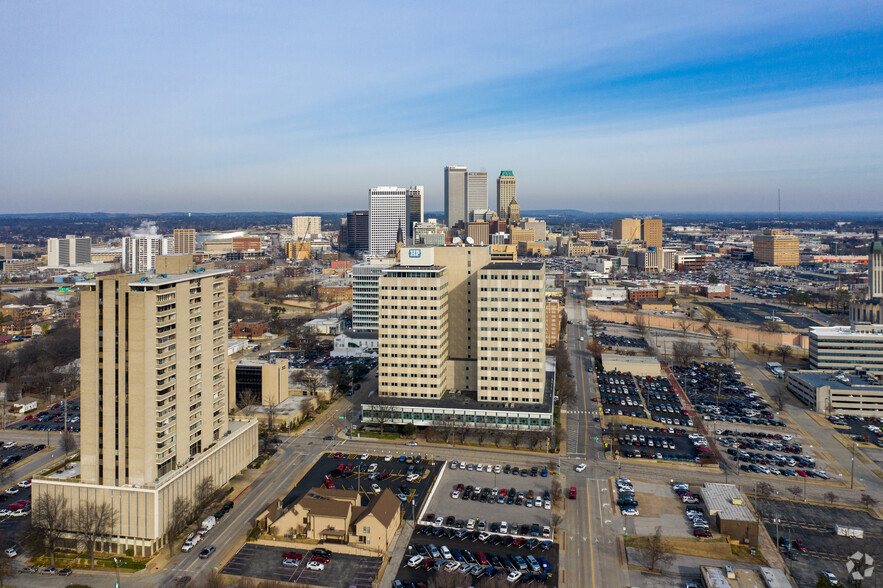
[1,1,881,214]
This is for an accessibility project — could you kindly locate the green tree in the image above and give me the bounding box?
[708,273,719,284]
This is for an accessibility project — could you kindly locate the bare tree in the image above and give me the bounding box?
[777,346,792,365]
[428,569,465,588]
[557,373,576,407]
[194,476,221,520]
[75,500,118,568]
[677,317,691,337]
[589,316,603,339]
[755,482,774,498]
[371,395,399,435]
[718,328,733,357]
[297,369,323,397]
[203,570,226,588]
[0,555,12,588]
[59,429,77,454]
[31,493,71,567]
[823,491,837,505]
[633,314,648,338]
[860,493,879,508]
[788,486,802,499]
[551,479,564,503]
[761,320,782,333]
[771,387,788,411]
[645,526,674,571]
[671,341,702,367]
[699,308,715,333]
[237,389,260,414]
[165,496,193,556]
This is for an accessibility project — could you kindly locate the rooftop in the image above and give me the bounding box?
[790,370,882,390]
[340,329,379,340]
[482,262,544,270]
[129,268,232,287]
[699,483,756,522]
[810,324,883,338]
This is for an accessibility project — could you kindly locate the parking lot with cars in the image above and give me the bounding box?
[716,428,834,479]
[394,525,558,586]
[9,398,80,432]
[612,424,711,463]
[594,333,648,350]
[598,371,694,428]
[829,414,883,445]
[672,362,786,428]
[752,498,881,588]
[425,461,554,532]
[282,452,442,517]
[221,542,381,587]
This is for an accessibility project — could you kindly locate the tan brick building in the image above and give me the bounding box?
[753,229,799,266]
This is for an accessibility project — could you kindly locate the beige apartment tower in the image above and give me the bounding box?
[753,229,799,266]
[641,218,663,249]
[612,218,642,241]
[497,170,516,221]
[172,228,196,254]
[477,262,546,403]
[79,269,232,486]
[377,264,450,399]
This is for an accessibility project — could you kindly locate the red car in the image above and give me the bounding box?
[344,464,354,473]
[311,554,330,564]
[332,452,343,459]
[476,552,489,565]
[283,552,302,561]
[694,528,711,537]
[591,397,599,402]
[568,486,577,499]
[456,484,464,492]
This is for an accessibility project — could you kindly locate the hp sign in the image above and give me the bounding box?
[408,249,421,258]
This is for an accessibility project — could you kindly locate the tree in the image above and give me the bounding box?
[59,429,78,454]
[351,361,370,381]
[816,572,836,587]
[860,493,879,508]
[194,476,221,520]
[164,497,192,556]
[557,373,576,407]
[771,387,788,412]
[777,346,791,365]
[371,395,398,435]
[761,320,782,333]
[708,273,719,284]
[671,341,702,367]
[75,500,118,568]
[429,569,465,588]
[203,570,226,588]
[327,365,351,396]
[645,526,674,571]
[297,369,323,396]
[756,482,774,498]
[677,317,691,337]
[551,480,564,503]
[823,491,837,505]
[586,340,603,362]
[31,493,71,566]
[559,309,568,339]
[402,423,417,438]
[788,486,802,499]
[633,314,648,338]
[718,327,733,357]
[589,316,603,339]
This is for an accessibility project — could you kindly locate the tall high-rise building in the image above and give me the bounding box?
[122,234,168,273]
[369,186,423,256]
[467,221,490,245]
[172,229,196,254]
[292,216,322,239]
[508,198,521,224]
[641,218,663,250]
[869,231,883,300]
[444,165,467,227]
[346,211,370,253]
[612,218,642,241]
[753,229,799,266]
[497,171,516,221]
[352,260,394,331]
[407,186,424,241]
[47,236,92,267]
[466,172,488,222]
[33,265,258,556]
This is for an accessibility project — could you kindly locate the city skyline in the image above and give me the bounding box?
[2,2,881,214]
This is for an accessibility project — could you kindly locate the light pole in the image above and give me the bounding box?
[773,516,781,554]
[113,557,121,587]
[850,441,856,489]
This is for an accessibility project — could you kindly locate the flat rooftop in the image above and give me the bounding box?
[790,370,882,390]
[482,262,544,270]
[699,483,756,522]
[367,387,554,414]
[811,324,883,338]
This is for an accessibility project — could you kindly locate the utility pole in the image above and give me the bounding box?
[850,441,856,489]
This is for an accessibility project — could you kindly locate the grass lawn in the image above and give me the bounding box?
[31,553,147,572]
[625,535,767,566]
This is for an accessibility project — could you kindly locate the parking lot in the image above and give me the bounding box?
[705,302,820,329]
[752,498,882,588]
[612,424,709,464]
[221,542,382,587]
[598,371,696,429]
[618,480,716,540]
[8,398,81,432]
[424,461,554,533]
[394,526,559,586]
[829,414,883,445]
[282,452,442,518]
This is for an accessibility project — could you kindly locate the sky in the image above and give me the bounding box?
[2,1,882,214]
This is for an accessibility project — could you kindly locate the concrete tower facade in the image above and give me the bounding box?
[496,170,516,221]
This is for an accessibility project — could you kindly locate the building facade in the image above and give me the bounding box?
[612,218,642,241]
[641,218,663,250]
[466,172,488,222]
[809,324,883,374]
[753,230,799,266]
[444,165,467,227]
[545,299,561,348]
[228,358,289,407]
[345,211,370,254]
[292,216,322,239]
[787,370,883,416]
[122,234,169,273]
[172,229,196,254]
[496,170,516,221]
[352,261,393,331]
[369,186,423,256]
[47,236,92,267]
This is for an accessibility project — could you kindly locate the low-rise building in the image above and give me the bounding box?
[304,316,345,335]
[545,299,561,348]
[231,321,269,339]
[787,369,883,416]
[331,330,379,358]
[699,483,759,547]
[809,324,883,374]
[600,355,661,377]
[228,358,290,407]
[11,396,38,414]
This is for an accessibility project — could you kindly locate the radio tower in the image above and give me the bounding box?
[777,189,781,221]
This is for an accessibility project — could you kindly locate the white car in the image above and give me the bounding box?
[5,547,18,558]
[406,473,419,482]
[441,545,452,560]
[575,463,587,473]
[371,484,381,494]
[433,516,444,527]
[499,521,508,533]
[450,461,459,469]
[367,463,378,473]
[459,462,466,470]
[451,490,460,499]
[534,496,542,507]
[507,570,523,583]
[17,479,32,488]
[4,487,18,495]
[306,561,325,571]
[622,508,639,516]
[360,453,369,460]
[443,560,459,571]
[181,541,195,553]
[384,454,392,461]
[407,555,424,567]
[476,463,483,471]
[494,464,502,473]
[544,499,551,510]
[486,464,493,473]
[2,442,15,449]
